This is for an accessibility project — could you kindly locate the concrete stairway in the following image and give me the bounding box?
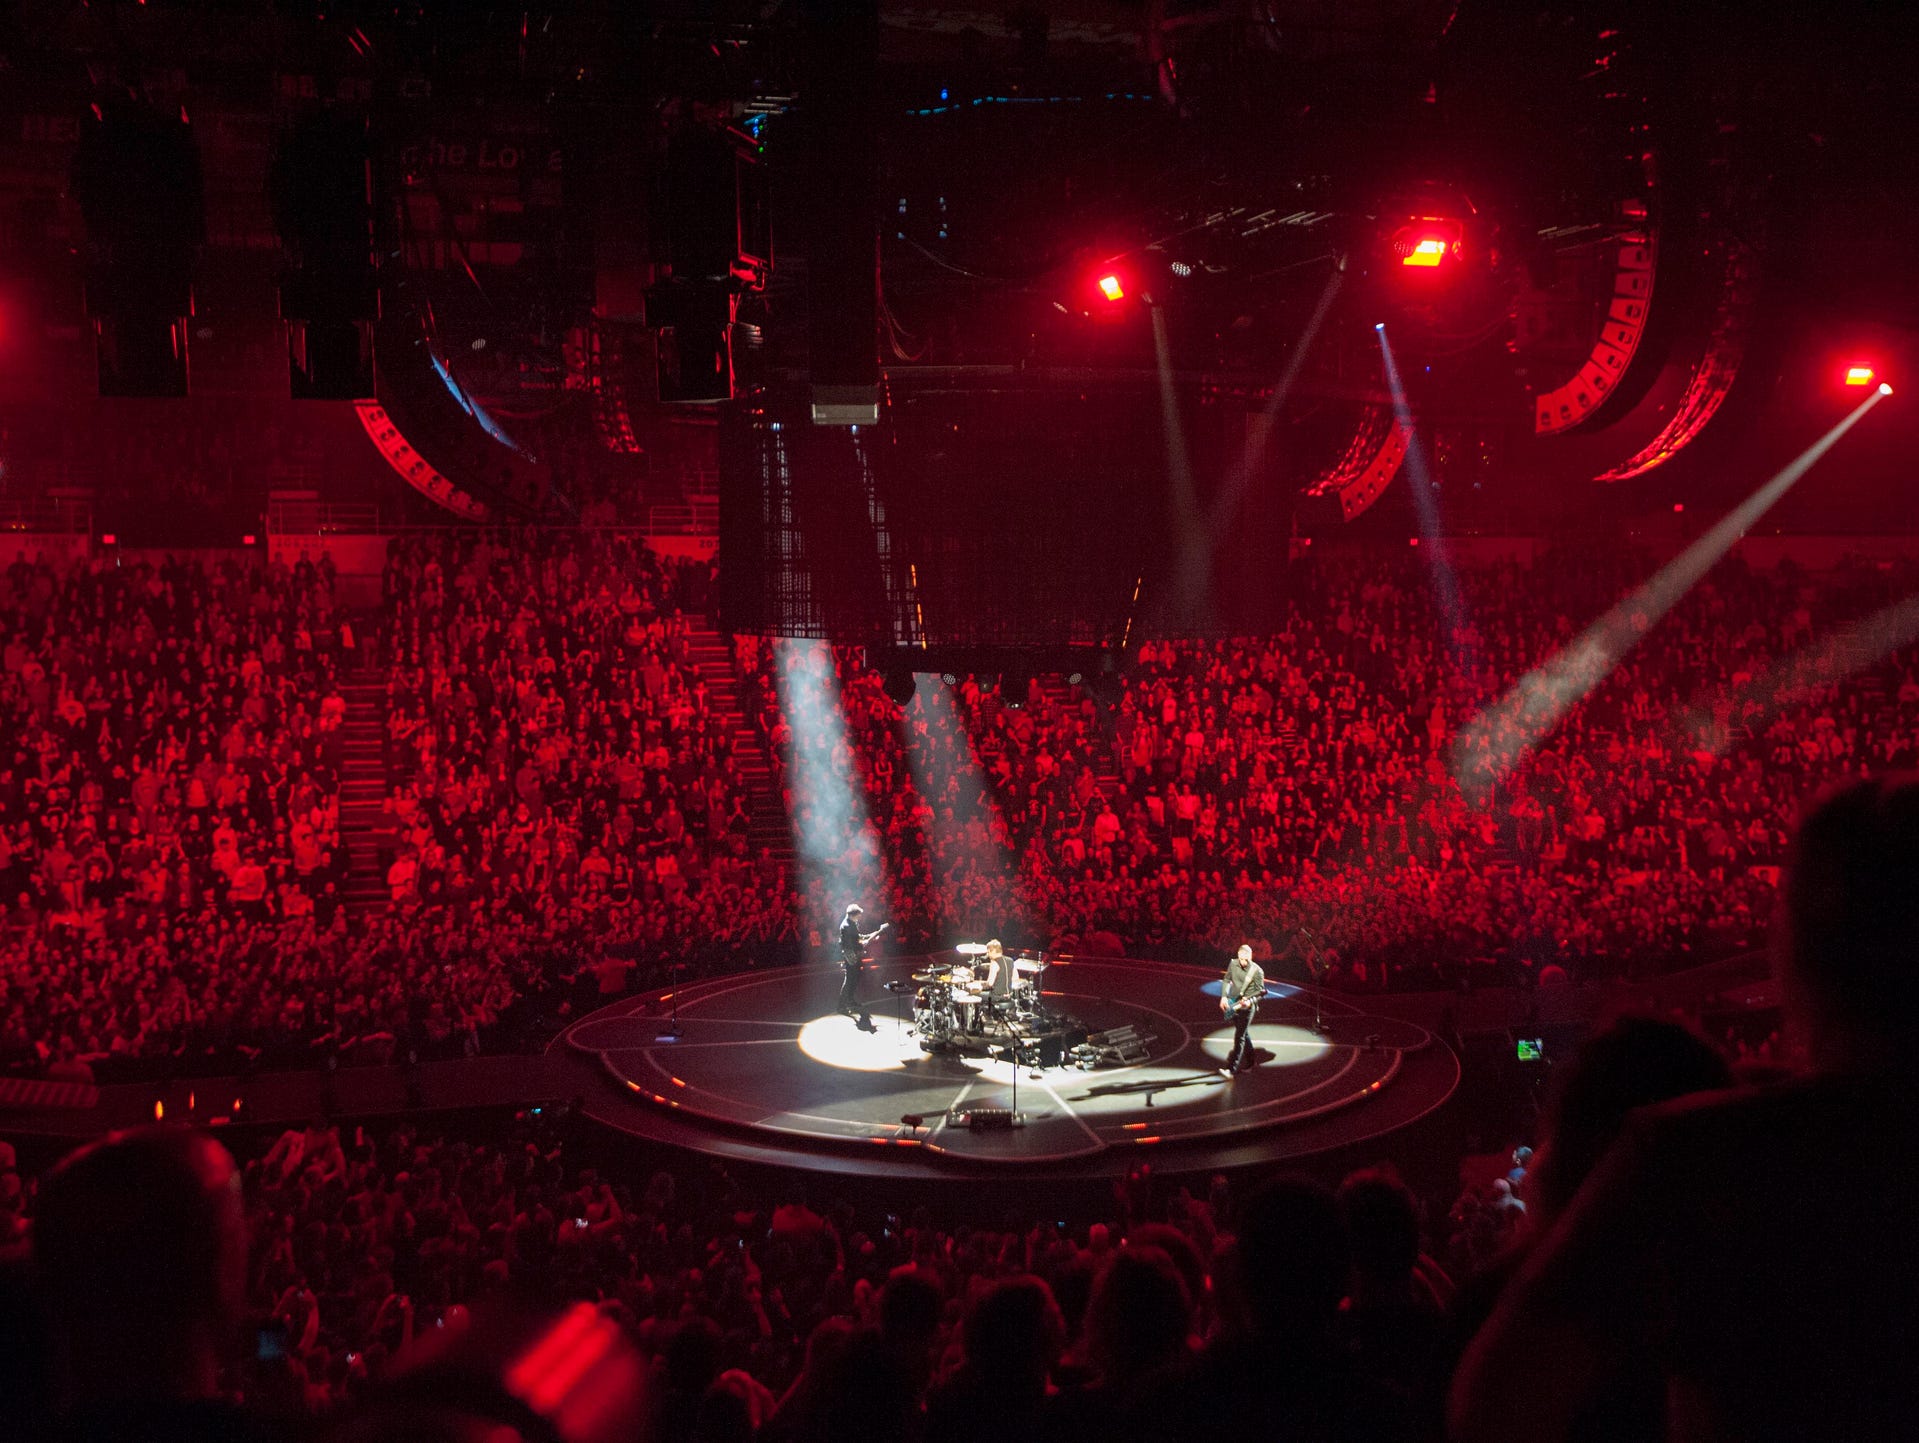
[680,622,793,863]
[338,672,393,914]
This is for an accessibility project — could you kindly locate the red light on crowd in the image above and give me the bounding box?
[1097,273,1125,302]
[1844,365,1876,387]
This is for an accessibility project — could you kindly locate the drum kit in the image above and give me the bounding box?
[909,943,1050,1047]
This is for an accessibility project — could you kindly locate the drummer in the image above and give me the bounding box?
[981,939,1015,1004]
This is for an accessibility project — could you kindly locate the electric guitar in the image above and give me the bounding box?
[1221,988,1258,1017]
[844,922,889,966]
[1221,959,1261,1016]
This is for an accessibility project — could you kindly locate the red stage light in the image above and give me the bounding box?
[1844,365,1876,387]
[1389,219,1462,270]
[1097,273,1125,302]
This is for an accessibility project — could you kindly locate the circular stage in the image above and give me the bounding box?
[557,953,1457,1177]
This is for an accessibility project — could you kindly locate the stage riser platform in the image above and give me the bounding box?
[559,954,1458,1174]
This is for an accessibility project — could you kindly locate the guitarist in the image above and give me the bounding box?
[838,904,888,1027]
[1220,943,1266,1075]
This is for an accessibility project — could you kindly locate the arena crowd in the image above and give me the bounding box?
[4,536,1918,1074]
[2,770,1915,1443]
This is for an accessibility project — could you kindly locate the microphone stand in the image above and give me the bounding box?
[655,960,683,1041]
[1301,931,1325,1036]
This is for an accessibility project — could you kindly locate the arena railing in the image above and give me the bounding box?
[0,493,94,535]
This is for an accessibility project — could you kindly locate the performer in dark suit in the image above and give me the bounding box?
[838,904,886,1025]
[1221,943,1266,1074]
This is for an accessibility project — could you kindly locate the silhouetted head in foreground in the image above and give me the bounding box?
[1530,1015,1733,1222]
[33,1127,247,1412]
[1780,774,1919,1072]
[1229,1175,1349,1340]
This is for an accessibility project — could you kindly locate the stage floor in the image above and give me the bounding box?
[558,953,1458,1175]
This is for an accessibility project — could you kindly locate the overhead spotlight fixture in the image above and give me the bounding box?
[1168,261,1193,278]
[1879,382,1894,396]
[1374,322,1386,332]
[1066,670,1085,686]
[1844,365,1875,387]
[940,671,958,686]
[1388,218,1464,270]
[1097,273,1126,302]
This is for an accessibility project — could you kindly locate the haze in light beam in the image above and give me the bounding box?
[900,675,1033,936]
[1206,262,1346,534]
[773,640,886,931]
[1453,388,1890,798]
[1377,326,1474,673]
[1681,589,1919,758]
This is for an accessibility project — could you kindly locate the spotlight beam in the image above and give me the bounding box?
[1454,388,1891,795]
[1172,261,1346,623]
[1682,589,1919,756]
[1206,262,1346,534]
[1377,325,1474,671]
[901,676,1030,931]
[774,640,884,916]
